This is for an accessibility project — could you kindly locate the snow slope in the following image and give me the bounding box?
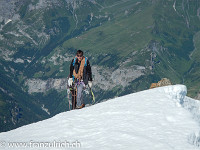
[0,85,200,150]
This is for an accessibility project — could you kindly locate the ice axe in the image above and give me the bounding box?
[90,87,95,104]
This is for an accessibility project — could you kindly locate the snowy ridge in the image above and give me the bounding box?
[0,85,200,150]
[181,96,200,147]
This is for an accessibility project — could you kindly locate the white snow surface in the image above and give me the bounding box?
[1,85,200,150]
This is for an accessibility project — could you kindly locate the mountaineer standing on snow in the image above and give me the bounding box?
[68,50,93,109]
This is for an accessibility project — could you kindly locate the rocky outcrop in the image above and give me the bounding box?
[150,78,172,89]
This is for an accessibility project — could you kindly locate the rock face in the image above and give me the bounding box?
[92,65,145,90]
[0,0,19,22]
[25,78,68,94]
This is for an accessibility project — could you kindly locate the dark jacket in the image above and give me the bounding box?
[70,57,92,85]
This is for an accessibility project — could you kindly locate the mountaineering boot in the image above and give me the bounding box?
[76,104,85,109]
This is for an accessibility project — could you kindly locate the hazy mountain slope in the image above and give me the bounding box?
[185,31,200,98]
[0,60,49,132]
